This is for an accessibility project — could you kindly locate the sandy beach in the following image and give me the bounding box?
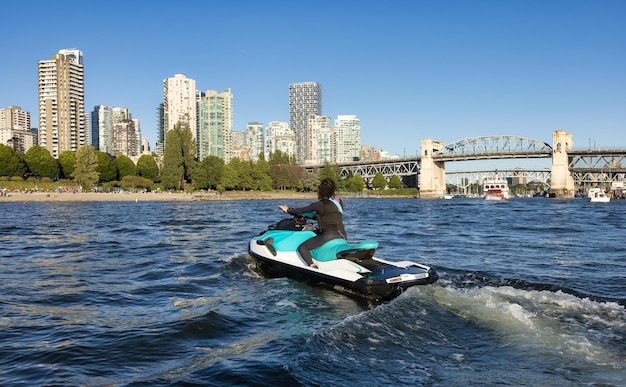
[0,190,317,203]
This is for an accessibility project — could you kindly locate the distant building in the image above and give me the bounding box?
[111,119,140,157]
[289,82,321,165]
[265,121,295,159]
[379,150,400,160]
[232,145,252,161]
[196,89,233,161]
[163,73,196,151]
[246,122,264,162]
[155,103,165,155]
[360,145,382,162]
[140,136,150,154]
[334,115,361,163]
[305,114,332,166]
[0,106,35,152]
[231,130,245,147]
[38,48,86,158]
[91,106,140,157]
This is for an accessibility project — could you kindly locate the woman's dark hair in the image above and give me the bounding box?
[318,178,337,200]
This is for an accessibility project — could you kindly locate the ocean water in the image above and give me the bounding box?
[0,197,624,386]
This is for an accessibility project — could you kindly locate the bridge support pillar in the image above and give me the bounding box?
[550,130,575,198]
[418,139,446,199]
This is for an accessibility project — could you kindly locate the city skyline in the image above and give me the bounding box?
[1,1,624,162]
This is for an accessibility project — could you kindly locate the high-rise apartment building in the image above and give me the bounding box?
[231,130,245,147]
[246,122,264,162]
[196,89,233,161]
[38,48,85,158]
[111,119,140,157]
[0,106,30,131]
[0,106,35,152]
[163,73,196,150]
[306,114,332,165]
[156,103,165,155]
[334,115,361,163]
[91,106,140,157]
[289,82,321,165]
[265,121,295,159]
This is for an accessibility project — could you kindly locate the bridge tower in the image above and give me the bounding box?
[418,138,446,198]
[550,130,575,198]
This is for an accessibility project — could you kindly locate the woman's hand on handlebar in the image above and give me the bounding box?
[278,205,289,213]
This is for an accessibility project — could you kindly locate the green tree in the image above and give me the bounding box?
[204,155,224,190]
[24,146,60,180]
[319,163,343,189]
[96,151,117,183]
[252,158,273,191]
[227,158,253,190]
[58,150,77,179]
[271,167,291,190]
[120,175,153,191]
[269,149,295,165]
[346,175,365,192]
[270,165,301,190]
[72,145,99,190]
[221,163,238,190]
[300,170,319,192]
[161,123,197,190]
[372,172,387,190]
[136,154,159,181]
[388,175,403,189]
[191,161,209,190]
[0,144,27,177]
[114,155,137,180]
[192,155,224,190]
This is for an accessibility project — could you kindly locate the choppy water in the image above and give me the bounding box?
[0,197,624,386]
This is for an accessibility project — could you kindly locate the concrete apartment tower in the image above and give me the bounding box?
[0,106,34,153]
[91,106,132,154]
[265,121,295,160]
[306,114,332,165]
[246,122,264,162]
[163,73,197,150]
[334,115,361,163]
[289,82,321,165]
[38,48,85,158]
[196,89,233,161]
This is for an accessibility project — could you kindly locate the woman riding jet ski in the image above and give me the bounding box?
[248,179,438,301]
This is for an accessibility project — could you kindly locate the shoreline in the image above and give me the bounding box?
[0,190,318,203]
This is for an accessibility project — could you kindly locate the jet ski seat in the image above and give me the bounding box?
[311,239,379,262]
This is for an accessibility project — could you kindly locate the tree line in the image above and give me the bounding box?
[0,124,408,193]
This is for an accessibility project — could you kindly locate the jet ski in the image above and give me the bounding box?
[248,213,438,301]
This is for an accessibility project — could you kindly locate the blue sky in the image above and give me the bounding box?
[1,0,624,162]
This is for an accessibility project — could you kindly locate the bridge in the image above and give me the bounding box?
[324,130,626,199]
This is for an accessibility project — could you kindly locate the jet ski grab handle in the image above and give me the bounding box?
[268,213,318,233]
[294,211,316,220]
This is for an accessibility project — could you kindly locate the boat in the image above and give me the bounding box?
[588,187,610,203]
[444,193,453,200]
[248,214,439,301]
[483,171,509,201]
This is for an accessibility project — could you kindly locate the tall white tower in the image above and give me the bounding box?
[163,73,197,143]
[334,115,361,163]
[306,114,332,165]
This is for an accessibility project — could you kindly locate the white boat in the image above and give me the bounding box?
[588,187,610,203]
[483,172,509,201]
[444,194,453,200]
